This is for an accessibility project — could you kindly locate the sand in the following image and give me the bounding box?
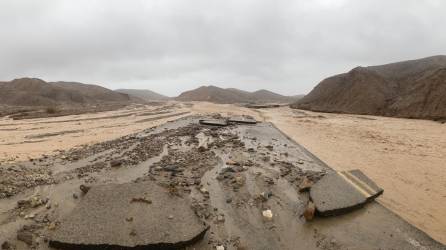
[0,101,445,244]
[0,103,190,163]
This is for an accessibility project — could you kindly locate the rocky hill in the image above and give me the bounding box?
[292,55,446,120]
[0,78,133,107]
[175,85,299,104]
[115,89,170,102]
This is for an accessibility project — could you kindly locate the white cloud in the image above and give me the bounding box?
[0,0,445,96]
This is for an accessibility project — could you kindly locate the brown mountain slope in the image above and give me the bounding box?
[388,68,446,119]
[0,78,132,107]
[115,89,170,101]
[175,85,299,104]
[292,55,446,120]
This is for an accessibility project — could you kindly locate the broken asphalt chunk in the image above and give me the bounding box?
[310,169,383,216]
[49,181,209,249]
[228,116,257,124]
[198,119,228,126]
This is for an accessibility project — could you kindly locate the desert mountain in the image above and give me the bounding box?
[115,89,170,101]
[292,55,446,120]
[175,85,299,104]
[0,78,133,107]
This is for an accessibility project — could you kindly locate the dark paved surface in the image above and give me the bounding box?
[347,169,384,200]
[310,170,383,216]
[49,181,208,249]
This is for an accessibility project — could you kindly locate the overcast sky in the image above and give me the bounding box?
[0,0,445,96]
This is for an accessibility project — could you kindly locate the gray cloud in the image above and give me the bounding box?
[1,0,445,96]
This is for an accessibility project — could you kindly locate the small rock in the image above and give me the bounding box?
[220,167,235,174]
[262,209,273,220]
[298,177,314,192]
[168,215,174,220]
[226,159,239,166]
[216,245,225,250]
[303,201,316,221]
[297,160,304,164]
[260,191,272,202]
[200,187,209,195]
[234,176,244,186]
[1,241,13,249]
[129,229,137,236]
[125,217,133,222]
[226,197,232,203]
[164,165,181,173]
[264,176,274,185]
[217,214,225,223]
[45,203,51,209]
[17,231,33,245]
[48,222,57,230]
[79,185,91,194]
[72,193,78,199]
[130,197,152,204]
[110,159,123,168]
[24,214,35,220]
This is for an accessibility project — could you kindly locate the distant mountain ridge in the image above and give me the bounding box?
[0,78,133,107]
[115,89,170,101]
[175,85,300,104]
[292,55,446,120]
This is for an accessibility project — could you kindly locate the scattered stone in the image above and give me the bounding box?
[234,176,244,186]
[298,177,314,192]
[48,222,57,231]
[259,191,273,202]
[125,217,133,222]
[72,193,78,199]
[216,245,225,250]
[1,241,13,250]
[79,184,91,194]
[24,213,35,219]
[226,159,239,166]
[17,195,47,209]
[17,230,33,246]
[264,176,274,185]
[303,201,316,221]
[110,159,123,168]
[262,209,273,220]
[200,187,209,195]
[163,165,182,173]
[130,197,152,204]
[217,214,225,223]
[168,215,174,220]
[226,197,232,203]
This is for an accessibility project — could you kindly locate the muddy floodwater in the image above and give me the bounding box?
[0,102,445,248]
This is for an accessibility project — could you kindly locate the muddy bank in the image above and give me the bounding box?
[0,115,443,249]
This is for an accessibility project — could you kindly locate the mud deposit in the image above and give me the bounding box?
[0,116,443,249]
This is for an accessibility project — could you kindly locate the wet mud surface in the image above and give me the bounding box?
[0,115,444,249]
